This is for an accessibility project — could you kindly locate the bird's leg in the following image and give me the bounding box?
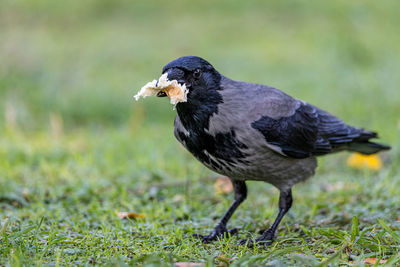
[193,180,247,243]
[241,189,293,248]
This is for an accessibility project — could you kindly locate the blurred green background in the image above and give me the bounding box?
[1,0,399,135]
[1,0,400,265]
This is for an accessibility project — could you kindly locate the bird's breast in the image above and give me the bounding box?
[174,115,251,175]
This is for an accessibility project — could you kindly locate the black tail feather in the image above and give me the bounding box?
[354,130,378,142]
[348,141,391,155]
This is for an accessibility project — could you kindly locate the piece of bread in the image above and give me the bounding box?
[134,73,188,106]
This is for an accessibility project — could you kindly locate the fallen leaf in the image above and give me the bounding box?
[364,257,387,264]
[347,153,382,170]
[175,262,204,267]
[214,177,233,195]
[116,211,146,219]
[397,217,400,222]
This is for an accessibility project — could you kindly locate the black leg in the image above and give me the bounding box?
[241,189,293,248]
[193,180,247,243]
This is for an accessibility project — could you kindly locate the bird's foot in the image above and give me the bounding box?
[193,225,238,243]
[239,229,275,248]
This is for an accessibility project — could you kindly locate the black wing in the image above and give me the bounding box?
[251,102,380,159]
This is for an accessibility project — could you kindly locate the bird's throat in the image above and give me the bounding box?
[176,89,223,132]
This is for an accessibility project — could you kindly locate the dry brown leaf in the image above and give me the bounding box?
[116,211,146,219]
[214,177,233,195]
[175,262,204,267]
[363,257,387,264]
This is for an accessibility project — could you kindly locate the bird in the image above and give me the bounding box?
[155,56,390,247]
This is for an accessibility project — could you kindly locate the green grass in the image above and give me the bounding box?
[1,0,400,266]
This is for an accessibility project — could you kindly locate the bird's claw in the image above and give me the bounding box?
[193,227,238,243]
[239,229,274,248]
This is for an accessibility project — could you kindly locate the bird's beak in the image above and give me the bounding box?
[164,67,185,81]
[156,68,187,98]
[156,91,167,97]
[166,68,189,88]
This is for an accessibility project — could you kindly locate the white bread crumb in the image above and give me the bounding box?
[134,73,188,106]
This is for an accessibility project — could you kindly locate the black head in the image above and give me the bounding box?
[161,56,223,130]
[160,56,222,101]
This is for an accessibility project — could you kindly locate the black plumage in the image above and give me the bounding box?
[251,102,388,158]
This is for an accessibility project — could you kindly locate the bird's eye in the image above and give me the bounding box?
[193,69,201,78]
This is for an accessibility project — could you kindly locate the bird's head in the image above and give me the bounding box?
[158,56,221,102]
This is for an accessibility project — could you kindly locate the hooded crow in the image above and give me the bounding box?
[156,56,390,247]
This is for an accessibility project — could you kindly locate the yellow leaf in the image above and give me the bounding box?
[347,153,382,170]
[116,211,146,219]
[214,177,233,195]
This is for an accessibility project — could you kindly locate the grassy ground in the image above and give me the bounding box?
[1,0,400,266]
